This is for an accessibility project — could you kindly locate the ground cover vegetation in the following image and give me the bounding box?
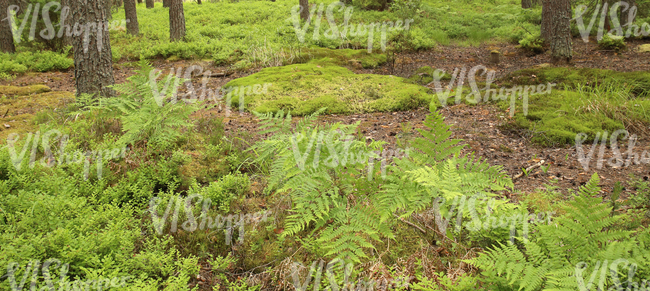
[1,0,650,289]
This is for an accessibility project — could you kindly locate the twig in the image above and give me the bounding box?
[1,109,8,118]
[513,159,545,181]
[394,214,426,234]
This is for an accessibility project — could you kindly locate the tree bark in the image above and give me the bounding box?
[146,0,154,8]
[522,0,532,9]
[299,0,309,21]
[169,0,185,41]
[163,0,170,8]
[137,0,142,3]
[620,0,636,31]
[69,0,115,97]
[549,0,572,64]
[0,0,15,53]
[541,0,552,41]
[124,0,139,35]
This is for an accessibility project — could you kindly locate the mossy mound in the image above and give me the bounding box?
[406,66,452,85]
[295,48,387,69]
[498,88,650,146]
[0,85,51,96]
[503,67,650,97]
[223,59,431,115]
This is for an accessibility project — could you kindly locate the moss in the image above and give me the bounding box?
[224,59,430,116]
[504,67,650,97]
[295,48,387,69]
[497,90,627,146]
[0,85,51,96]
[0,91,74,141]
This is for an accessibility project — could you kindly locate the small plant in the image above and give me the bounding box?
[598,33,626,51]
[540,164,550,174]
[518,31,544,54]
[521,167,529,177]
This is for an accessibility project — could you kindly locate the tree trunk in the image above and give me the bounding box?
[69,0,115,97]
[621,0,636,28]
[124,0,139,35]
[197,0,201,4]
[169,0,185,41]
[146,0,154,8]
[137,0,142,3]
[549,0,572,64]
[522,0,532,9]
[299,0,309,21]
[163,0,170,7]
[0,0,15,53]
[541,0,552,41]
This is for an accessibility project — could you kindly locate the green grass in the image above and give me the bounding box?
[496,68,650,146]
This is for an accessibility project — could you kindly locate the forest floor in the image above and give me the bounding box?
[2,37,649,202]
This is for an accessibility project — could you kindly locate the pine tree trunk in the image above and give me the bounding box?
[124,0,139,35]
[146,0,154,8]
[0,0,15,53]
[60,0,73,47]
[549,0,572,64]
[137,0,142,3]
[621,0,636,28]
[163,0,170,8]
[522,0,532,9]
[197,0,201,4]
[299,0,309,21]
[169,0,185,41]
[69,0,115,97]
[541,0,552,41]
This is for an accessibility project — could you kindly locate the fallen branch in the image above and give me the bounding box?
[1,109,8,118]
[394,214,426,234]
[513,159,545,181]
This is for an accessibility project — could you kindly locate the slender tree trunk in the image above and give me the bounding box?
[137,0,142,3]
[69,0,115,97]
[549,0,572,64]
[60,0,73,47]
[522,0,532,9]
[124,0,139,35]
[299,0,309,21]
[146,0,154,8]
[196,0,201,4]
[169,0,185,41]
[541,0,552,41]
[621,0,636,29]
[0,0,15,53]
[163,0,170,7]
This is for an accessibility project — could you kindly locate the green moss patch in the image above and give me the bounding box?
[295,48,388,69]
[503,67,650,97]
[223,59,430,115]
[0,90,74,140]
[0,85,51,96]
[496,88,649,146]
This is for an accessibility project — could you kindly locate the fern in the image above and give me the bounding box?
[468,173,650,291]
[256,109,516,264]
[100,60,202,151]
